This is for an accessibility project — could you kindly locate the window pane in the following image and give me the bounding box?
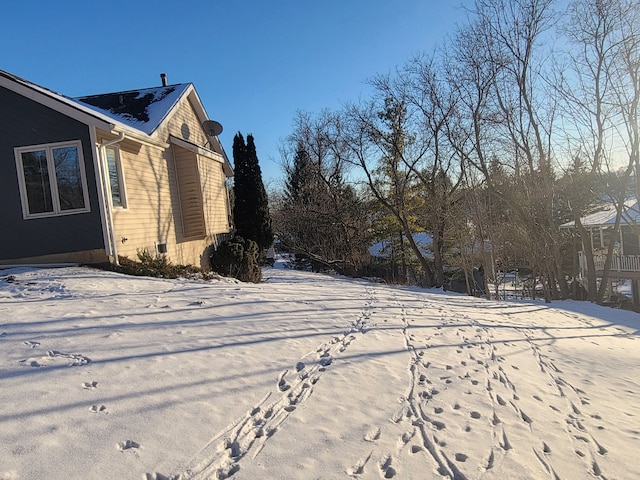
[21,150,53,214]
[53,145,85,211]
[106,147,123,207]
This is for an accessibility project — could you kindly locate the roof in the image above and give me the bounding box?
[561,199,640,229]
[0,69,115,131]
[370,232,434,259]
[1,68,230,167]
[0,69,214,140]
[75,84,192,135]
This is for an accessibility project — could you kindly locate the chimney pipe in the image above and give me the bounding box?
[160,73,167,87]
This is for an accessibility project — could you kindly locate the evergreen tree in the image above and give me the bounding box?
[232,132,273,254]
[285,142,316,204]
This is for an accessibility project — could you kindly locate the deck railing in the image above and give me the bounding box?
[579,252,640,273]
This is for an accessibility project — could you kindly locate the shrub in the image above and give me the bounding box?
[94,249,217,280]
[210,236,262,283]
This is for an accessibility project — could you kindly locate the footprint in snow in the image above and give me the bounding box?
[319,353,332,367]
[365,427,381,442]
[83,381,98,389]
[348,450,373,476]
[277,370,290,392]
[23,341,40,348]
[117,440,140,451]
[455,453,468,462]
[379,454,397,478]
[90,405,107,413]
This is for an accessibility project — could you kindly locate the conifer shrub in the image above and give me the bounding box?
[210,236,262,283]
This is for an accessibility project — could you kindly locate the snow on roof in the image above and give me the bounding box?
[0,69,192,136]
[370,232,434,258]
[75,84,191,135]
[561,199,640,228]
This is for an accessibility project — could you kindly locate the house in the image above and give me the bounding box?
[0,70,233,269]
[561,199,640,304]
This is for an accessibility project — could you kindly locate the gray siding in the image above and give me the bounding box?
[0,86,105,261]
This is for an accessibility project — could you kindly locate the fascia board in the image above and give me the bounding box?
[170,135,225,163]
[147,83,197,136]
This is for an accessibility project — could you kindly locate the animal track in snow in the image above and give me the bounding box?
[277,369,290,392]
[365,427,381,442]
[318,353,332,367]
[499,429,513,450]
[90,405,107,413]
[491,412,501,425]
[455,453,468,462]
[83,381,98,389]
[347,452,372,476]
[378,454,397,478]
[20,350,91,368]
[430,419,447,431]
[398,428,415,448]
[117,440,140,451]
[23,340,40,348]
[151,293,376,480]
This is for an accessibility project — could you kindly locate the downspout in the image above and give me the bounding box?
[98,132,125,265]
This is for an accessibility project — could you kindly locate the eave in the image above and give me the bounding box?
[0,70,115,132]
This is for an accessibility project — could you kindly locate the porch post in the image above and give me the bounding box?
[599,227,604,250]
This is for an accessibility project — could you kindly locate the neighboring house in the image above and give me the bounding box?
[561,200,640,304]
[0,69,233,269]
[561,200,640,276]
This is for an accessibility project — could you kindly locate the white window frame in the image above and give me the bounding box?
[14,140,91,219]
[105,146,128,209]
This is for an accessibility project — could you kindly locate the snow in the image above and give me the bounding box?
[75,84,191,135]
[560,199,640,228]
[1,261,639,480]
[369,233,433,258]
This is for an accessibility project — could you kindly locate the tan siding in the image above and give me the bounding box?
[199,156,231,235]
[98,92,231,269]
[174,147,206,238]
[159,98,207,147]
[111,143,177,261]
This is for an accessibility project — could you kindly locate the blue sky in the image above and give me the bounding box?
[2,1,468,184]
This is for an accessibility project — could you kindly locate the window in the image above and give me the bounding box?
[105,146,126,208]
[15,141,90,219]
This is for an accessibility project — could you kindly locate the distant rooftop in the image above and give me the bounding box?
[561,199,640,229]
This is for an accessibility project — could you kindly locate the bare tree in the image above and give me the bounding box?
[399,55,467,287]
[274,110,372,275]
[558,0,640,303]
[344,90,435,285]
[449,0,568,301]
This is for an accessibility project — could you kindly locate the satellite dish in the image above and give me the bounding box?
[202,120,223,137]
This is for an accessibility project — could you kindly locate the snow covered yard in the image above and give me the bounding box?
[0,264,639,480]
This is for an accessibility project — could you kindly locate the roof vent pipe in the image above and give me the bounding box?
[160,73,167,87]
